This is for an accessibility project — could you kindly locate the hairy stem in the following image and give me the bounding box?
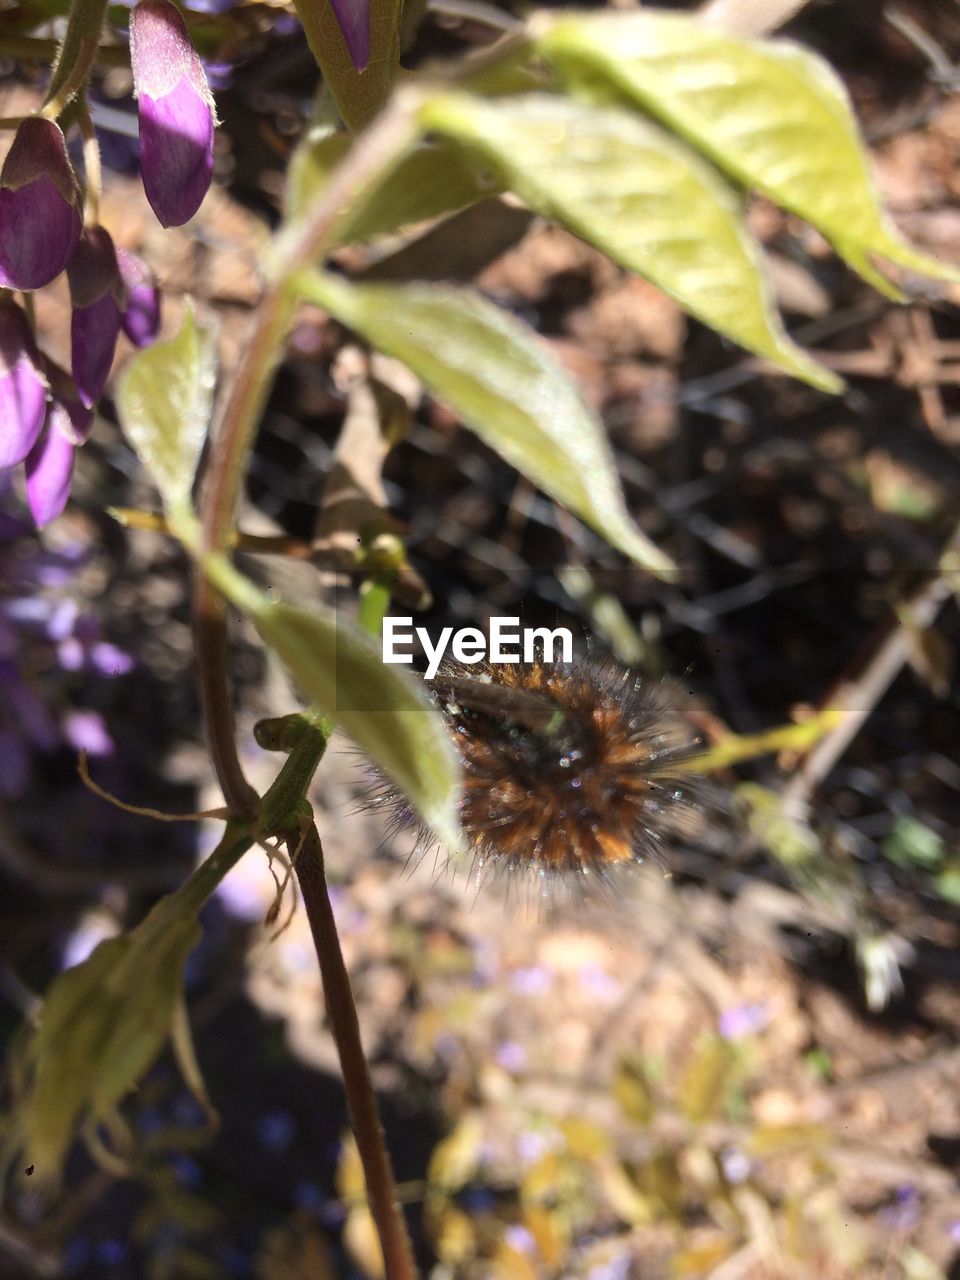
[42,0,111,118]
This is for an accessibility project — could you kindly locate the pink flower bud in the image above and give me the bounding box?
[0,301,48,469]
[130,0,217,227]
[67,227,123,408]
[0,118,82,290]
[117,249,161,347]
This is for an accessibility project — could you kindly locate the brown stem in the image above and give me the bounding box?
[192,576,260,819]
[294,826,420,1280]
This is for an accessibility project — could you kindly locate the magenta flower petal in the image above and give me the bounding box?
[0,302,48,469]
[25,408,75,528]
[117,249,161,346]
[0,118,82,290]
[330,0,371,72]
[131,0,217,227]
[68,227,123,408]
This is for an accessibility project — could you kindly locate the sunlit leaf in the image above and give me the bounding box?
[881,814,945,871]
[637,1149,683,1220]
[493,1241,539,1280]
[594,1157,652,1226]
[430,1204,476,1266]
[746,1123,833,1156]
[420,91,837,391]
[427,1112,486,1192]
[297,271,676,577]
[115,302,217,519]
[612,1056,655,1127]
[537,12,960,294]
[14,911,198,1179]
[344,1207,385,1280]
[935,867,960,905]
[523,1204,569,1270]
[560,1117,610,1160]
[673,1239,736,1275]
[288,130,497,247]
[203,557,461,850]
[677,1037,737,1124]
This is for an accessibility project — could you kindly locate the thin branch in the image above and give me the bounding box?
[294,825,420,1280]
[783,523,960,816]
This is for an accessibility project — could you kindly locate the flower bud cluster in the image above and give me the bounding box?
[0,0,216,525]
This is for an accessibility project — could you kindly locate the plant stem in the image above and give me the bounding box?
[193,97,419,813]
[42,0,111,118]
[294,824,420,1280]
[77,100,102,225]
[191,575,260,819]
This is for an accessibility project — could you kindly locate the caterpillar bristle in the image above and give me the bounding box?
[363,656,703,897]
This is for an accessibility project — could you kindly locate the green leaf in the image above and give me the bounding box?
[537,12,960,294]
[881,814,945,870]
[297,271,676,577]
[288,130,497,247]
[14,912,199,1180]
[420,91,837,392]
[115,302,218,520]
[677,1037,737,1124]
[612,1056,655,1127]
[203,555,462,850]
[427,1112,486,1193]
[291,0,402,133]
[934,866,960,905]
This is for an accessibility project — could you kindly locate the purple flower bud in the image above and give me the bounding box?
[25,409,75,528]
[329,0,370,72]
[0,302,48,469]
[44,363,94,445]
[0,118,82,290]
[117,249,161,347]
[68,227,123,408]
[130,0,217,227]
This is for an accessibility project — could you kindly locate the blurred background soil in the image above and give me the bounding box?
[2,1,960,1277]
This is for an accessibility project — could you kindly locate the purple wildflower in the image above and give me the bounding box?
[878,1184,920,1234]
[117,249,161,347]
[495,1041,527,1073]
[718,1002,769,1041]
[720,1147,751,1185]
[0,118,82,290]
[509,965,554,996]
[0,301,48,469]
[63,709,114,755]
[130,0,217,228]
[503,1225,536,1256]
[67,226,123,408]
[0,486,132,794]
